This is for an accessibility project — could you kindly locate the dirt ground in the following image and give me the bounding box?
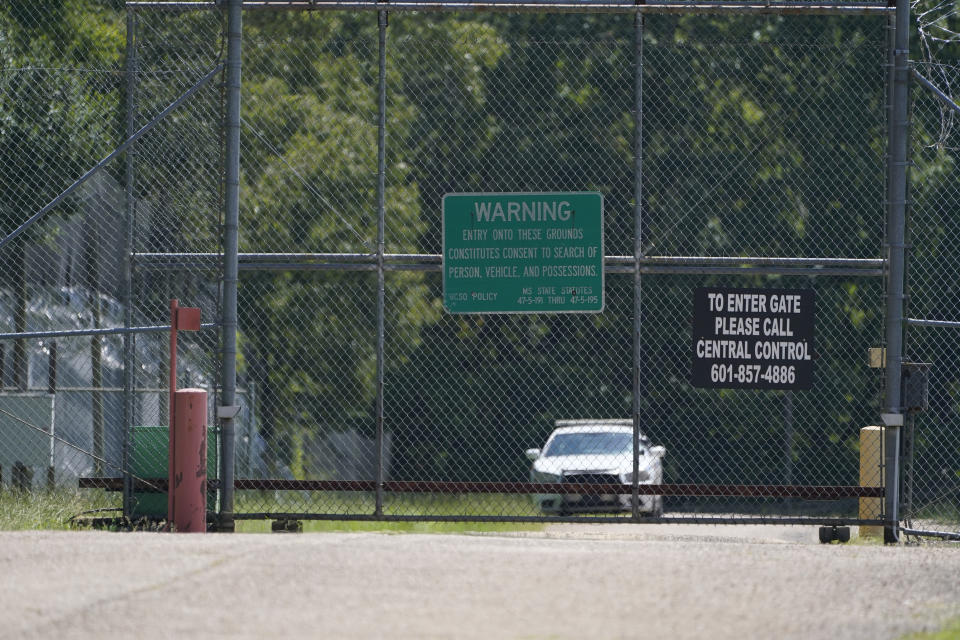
[2,524,959,639]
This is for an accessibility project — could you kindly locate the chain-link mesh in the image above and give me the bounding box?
[0,3,936,531]
[644,17,886,259]
[228,11,891,523]
[901,61,960,538]
[129,7,225,520]
[1,2,128,500]
[0,3,224,520]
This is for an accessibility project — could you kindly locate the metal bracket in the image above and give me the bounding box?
[881,412,904,427]
[217,405,241,420]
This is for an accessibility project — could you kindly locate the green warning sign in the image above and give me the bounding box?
[442,192,604,314]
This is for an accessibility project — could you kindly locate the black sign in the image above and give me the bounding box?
[692,287,814,390]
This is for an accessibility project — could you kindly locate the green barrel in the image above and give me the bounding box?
[130,425,219,519]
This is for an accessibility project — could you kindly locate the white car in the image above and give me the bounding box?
[526,420,665,516]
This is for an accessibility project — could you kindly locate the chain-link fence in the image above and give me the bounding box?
[1,1,956,536]
[901,60,960,540]
[1,1,130,498]
[0,1,227,516]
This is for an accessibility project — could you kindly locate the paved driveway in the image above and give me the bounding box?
[1,525,958,639]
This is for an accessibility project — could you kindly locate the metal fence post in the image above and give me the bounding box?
[122,8,138,518]
[375,6,388,518]
[631,9,644,522]
[88,206,105,476]
[219,0,243,532]
[884,0,911,543]
[47,342,57,395]
[47,342,57,489]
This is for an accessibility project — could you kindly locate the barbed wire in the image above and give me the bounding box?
[912,0,960,148]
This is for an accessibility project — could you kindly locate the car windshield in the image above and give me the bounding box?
[542,432,633,457]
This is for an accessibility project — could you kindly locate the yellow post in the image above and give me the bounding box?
[859,426,884,538]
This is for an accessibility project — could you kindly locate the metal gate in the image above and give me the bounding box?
[1,0,957,540]
[898,62,960,542]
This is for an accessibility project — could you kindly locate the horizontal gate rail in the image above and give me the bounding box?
[127,1,894,16]
[137,252,884,267]
[0,323,218,342]
[135,252,885,277]
[81,477,884,498]
[905,318,960,329]
[901,528,960,541]
[637,265,883,276]
[230,514,888,525]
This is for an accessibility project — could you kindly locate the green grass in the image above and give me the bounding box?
[0,489,546,534]
[235,490,547,519]
[233,491,548,533]
[898,616,960,640]
[0,489,121,530]
[910,502,960,524]
[234,519,545,534]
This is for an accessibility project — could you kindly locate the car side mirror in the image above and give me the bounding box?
[650,445,666,458]
[525,448,541,461]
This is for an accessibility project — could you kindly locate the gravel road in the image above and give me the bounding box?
[2,525,959,640]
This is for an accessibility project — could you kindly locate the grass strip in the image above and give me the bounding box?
[234,519,545,534]
[0,489,546,534]
[0,489,121,530]
[898,616,960,640]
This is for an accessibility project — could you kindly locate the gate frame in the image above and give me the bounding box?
[0,0,911,531]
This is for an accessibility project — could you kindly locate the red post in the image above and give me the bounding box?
[168,299,202,530]
[171,388,208,533]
